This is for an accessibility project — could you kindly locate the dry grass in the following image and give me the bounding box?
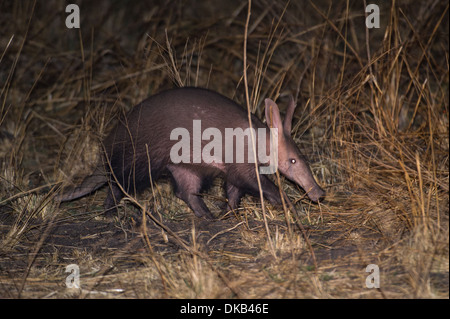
[0,0,448,299]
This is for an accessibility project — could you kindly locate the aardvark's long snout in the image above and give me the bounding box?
[305,184,325,203]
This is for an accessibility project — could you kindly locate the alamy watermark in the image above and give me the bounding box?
[66,4,381,30]
[65,264,80,288]
[65,4,80,29]
[65,263,381,289]
[365,4,380,29]
[365,264,380,288]
[169,120,279,174]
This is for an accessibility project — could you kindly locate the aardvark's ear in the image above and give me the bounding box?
[265,98,283,131]
[283,95,296,135]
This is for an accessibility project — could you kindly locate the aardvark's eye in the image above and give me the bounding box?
[290,159,296,164]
